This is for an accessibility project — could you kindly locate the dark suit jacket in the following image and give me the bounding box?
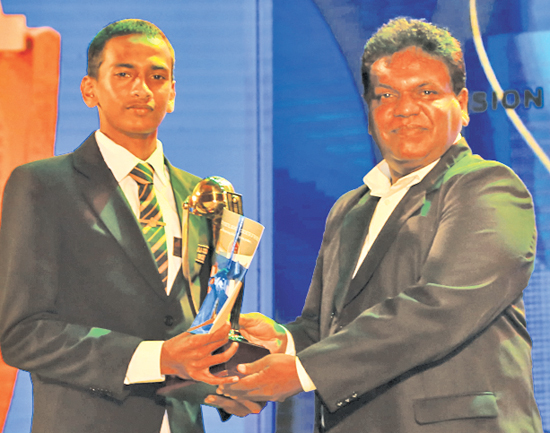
[286,139,543,433]
[0,134,213,433]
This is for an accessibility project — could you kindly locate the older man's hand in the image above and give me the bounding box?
[204,394,266,418]
[217,353,302,402]
[238,313,288,354]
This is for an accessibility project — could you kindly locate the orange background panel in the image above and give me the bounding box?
[0,21,60,431]
[0,26,60,211]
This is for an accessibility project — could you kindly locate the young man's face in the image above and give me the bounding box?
[82,34,175,145]
[367,46,469,182]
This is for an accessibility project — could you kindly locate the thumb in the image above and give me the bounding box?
[236,356,267,375]
[239,313,259,328]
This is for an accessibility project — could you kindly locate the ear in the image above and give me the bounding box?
[166,80,176,113]
[81,76,98,108]
[457,88,469,127]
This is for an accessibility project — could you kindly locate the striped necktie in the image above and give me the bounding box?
[129,162,169,289]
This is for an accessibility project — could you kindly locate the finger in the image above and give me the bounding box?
[237,363,248,375]
[210,341,239,365]
[217,372,262,395]
[185,330,231,352]
[235,357,266,375]
[191,342,238,371]
[237,398,264,414]
[195,372,240,386]
[204,395,263,417]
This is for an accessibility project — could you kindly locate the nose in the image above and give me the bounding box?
[131,75,153,99]
[394,93,420,117]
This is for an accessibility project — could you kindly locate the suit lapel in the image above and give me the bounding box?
[340,140,470,309]
[341,187,427,308]
[330,187,375,313]
[166,162,211,308]
[72,134,167,300]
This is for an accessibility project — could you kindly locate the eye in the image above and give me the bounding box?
[422,89,437,96]
[375,92,393,100]
[115,71,130,78]
[152,74,167,80]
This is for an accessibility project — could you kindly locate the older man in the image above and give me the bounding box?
[219,18,543,433]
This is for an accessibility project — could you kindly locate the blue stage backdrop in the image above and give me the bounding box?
[1,1,549,433]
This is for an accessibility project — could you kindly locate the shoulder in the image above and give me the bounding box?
[321,185,368,239]
[443,151,530,198]
[167,164,201,184]
[6,154,74,192]
[329,185,368,218]
[165,162,202,192]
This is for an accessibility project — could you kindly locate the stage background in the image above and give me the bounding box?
[1,0,549,432]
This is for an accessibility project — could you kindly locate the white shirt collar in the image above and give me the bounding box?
[364,158,439,197]
[364,134,462,197]
[95,130,169,186]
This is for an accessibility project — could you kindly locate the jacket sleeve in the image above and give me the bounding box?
[0,165,141,402]
[289,163,536,412]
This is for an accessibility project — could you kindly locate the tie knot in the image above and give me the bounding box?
[130,162,154,185]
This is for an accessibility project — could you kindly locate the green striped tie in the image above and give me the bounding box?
[129,162,168,288]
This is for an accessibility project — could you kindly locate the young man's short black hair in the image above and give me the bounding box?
[87,19,175,80]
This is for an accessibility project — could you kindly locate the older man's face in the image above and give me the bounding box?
[367,46,469,182]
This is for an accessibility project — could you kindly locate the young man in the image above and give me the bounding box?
[0,19,259,433]
[219,18,543,433]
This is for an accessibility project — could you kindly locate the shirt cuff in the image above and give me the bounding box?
[283,327,296,355]
[296,357,316,392]
[124,341,165,384]
[282,327,316,392]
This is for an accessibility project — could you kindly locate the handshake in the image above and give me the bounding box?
[160,313,303,418]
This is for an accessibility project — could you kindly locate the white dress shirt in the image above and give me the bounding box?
[288,157,440,392]
[95,130,180,433]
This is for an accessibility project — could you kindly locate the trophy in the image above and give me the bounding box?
[181,177,269,377]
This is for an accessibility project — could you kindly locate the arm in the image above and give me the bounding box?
[297,162,536,410]
[0,165,134,397]
[0,165,237,402]
[220,163,536,405]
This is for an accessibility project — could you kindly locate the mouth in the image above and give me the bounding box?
[127,104,154,113]
[392,125,428,135]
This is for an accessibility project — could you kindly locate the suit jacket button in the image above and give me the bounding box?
[164,315,174,326]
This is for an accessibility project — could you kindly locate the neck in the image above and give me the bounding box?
[100,129,158,160]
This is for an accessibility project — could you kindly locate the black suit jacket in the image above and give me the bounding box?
[286,140,543,433]
[0,134,212,433]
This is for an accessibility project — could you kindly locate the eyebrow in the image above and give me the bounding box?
[373,82,437,92]
[115,63,135,69]
[113,63,168,71]
[373,84,395,91]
